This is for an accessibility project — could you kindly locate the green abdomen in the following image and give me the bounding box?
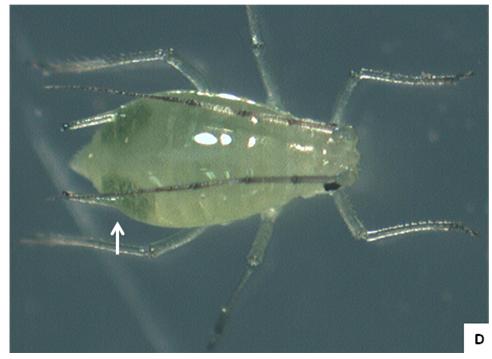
[70,91,359,228]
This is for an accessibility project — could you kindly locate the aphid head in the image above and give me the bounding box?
[320,124,360,188]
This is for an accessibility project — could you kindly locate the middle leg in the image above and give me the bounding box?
[207,207,280,350]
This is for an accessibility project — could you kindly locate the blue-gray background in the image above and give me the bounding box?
[11,6,488,352]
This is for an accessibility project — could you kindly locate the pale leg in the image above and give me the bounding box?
[207,208,279,351]
[22,227,208,258]
[36,48,209,91]
[246,6,284,110]
[330,67,473,125]
[332,189,477,242]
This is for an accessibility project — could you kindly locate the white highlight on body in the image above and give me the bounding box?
[193,132,218,145]
[211,92,256,105]
[217,93,241,101]
[289,143,314,152]
[247,136,256,148]
[148,171,162,187]
[220,133,232,145]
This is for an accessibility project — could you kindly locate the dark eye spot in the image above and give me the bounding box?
[323,182,341,192]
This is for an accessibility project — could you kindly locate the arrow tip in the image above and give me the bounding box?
[110,221,125,236]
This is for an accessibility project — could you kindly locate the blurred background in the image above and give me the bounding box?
[11,6,487,352]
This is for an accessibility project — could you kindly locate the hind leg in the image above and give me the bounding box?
[22,227,209,257]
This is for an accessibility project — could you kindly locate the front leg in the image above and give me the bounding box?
[332,189,477,242]
[330,67,473,125]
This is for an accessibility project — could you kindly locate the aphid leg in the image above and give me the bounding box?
[147,227,208,257]
[163,48,210,91]
[34,49,164,75]
[59,110,118,131]
[330,67,473,125]
[37,48,209,91]
[21,227,208,257]
[332,189,477,241]
[246,6,284,110]
[207,208,279,351]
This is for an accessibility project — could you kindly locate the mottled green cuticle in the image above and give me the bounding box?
[101,174,154,222]
[100,100,152,144]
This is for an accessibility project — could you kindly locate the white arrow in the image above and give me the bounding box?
[110,221,125,255]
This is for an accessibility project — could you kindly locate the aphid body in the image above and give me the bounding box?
[71,91,359,228]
